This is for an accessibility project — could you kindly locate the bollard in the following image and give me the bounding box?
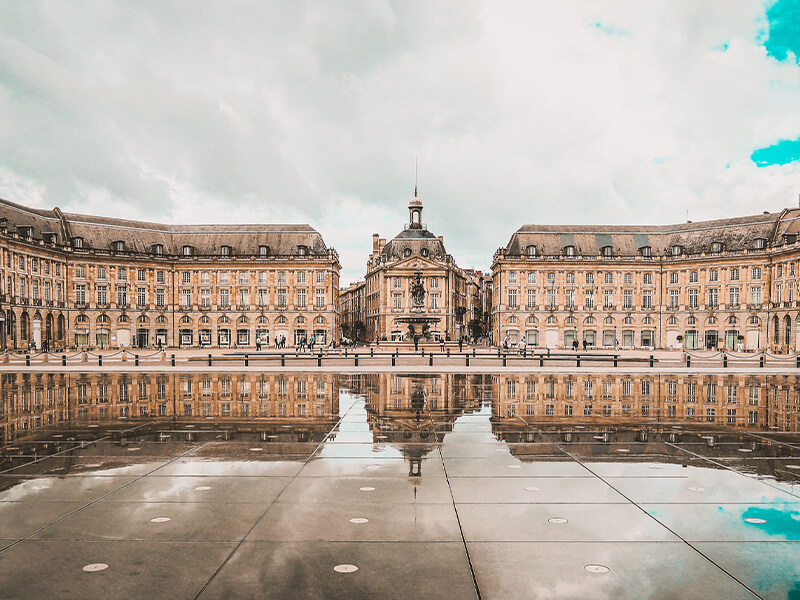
[171,354,176,367]
[502,355,507,367]
[576,355,581,367]
[686,354,691,368]
[422,349,425,357]
[355,354,359,367]
[245,354,249,367]
[98,355,102,367]
[208,354,212,367]
[796,356,800,369]
[25,354,30,367]
[539,356,544,367]
[649,355,654,368]
[497,348,501,357]
[447,348,450,357]
[466,356,470,367]
[392,356,396,367]
[759,355,764,368]
[370,347,374,357]
[344,348,348,357]
[613,354,618,368]
[61,355,67,367]
[317,356,322,367]
[281,354,285,367]
[473,348,476,357]
[135,354,139,367]
[723,354,728,368]
[429,355,433,367]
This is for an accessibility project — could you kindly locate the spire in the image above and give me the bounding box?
[414,155,418,198]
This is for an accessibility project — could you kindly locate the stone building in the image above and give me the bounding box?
[0,197,340,350]
[492,208,800,352]
[340,192,471,342]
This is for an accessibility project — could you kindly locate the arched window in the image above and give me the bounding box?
[156,315,168,323]
[151,244,164,255]
[565,316,576,324]
[563,245,576,257]
[601,246,613,258]
[220,245,232,257]
[639,246,652,257]
[668,316,678,325]
[259,245,270,257]
[546,316,556,324]
[526,245,537,257]
[728,316,737,324]
[604,317,614,325]
[180,315,191,324]
[687,316,696,325]
[200,315,210,324]
[276,315,287,324]
[711,241,724,254]
[182,245,193,257]
[671,245,683,257]
[753,238,767,250]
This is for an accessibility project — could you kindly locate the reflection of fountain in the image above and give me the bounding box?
[393,270,441,342]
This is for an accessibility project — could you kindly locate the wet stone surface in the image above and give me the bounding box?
[1,370,799,598]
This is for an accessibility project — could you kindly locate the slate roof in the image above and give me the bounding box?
[504,210,800,256]
[0,197,331,257]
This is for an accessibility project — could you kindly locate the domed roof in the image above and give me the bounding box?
[409,196,423,208]
[380,226,446,261]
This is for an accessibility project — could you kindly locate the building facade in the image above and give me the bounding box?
[492,209,800,352]
[0,198,340,350]
[339,193,472,342]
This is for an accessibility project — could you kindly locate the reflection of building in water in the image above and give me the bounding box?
[1,371,340,444]
[0,373,69,443]
[492,373,800,432]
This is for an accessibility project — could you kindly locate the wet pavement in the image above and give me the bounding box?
[2,371,800,598]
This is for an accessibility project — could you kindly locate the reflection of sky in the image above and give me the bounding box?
[742,505,800,539]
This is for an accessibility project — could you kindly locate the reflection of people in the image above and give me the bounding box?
[410,271,426,307]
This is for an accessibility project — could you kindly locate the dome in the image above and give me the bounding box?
[409,196,423,208]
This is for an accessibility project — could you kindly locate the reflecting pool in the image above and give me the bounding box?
[1,371,799,599]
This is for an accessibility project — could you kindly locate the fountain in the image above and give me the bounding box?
[393,270,441,348]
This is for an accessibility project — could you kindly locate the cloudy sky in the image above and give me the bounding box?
[1,1,799,284]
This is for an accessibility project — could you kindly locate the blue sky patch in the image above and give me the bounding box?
[750,137,800,166]
[764,0,800,64]
[593,22,628,36]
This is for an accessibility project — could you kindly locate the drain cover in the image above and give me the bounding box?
[334,564,358,573]
[150,517,171,523]
[359,487,376,492]
[194,486,212,491]
[688,486,704,492]
[349,518,369,524]
[548,517,568,524]
[585,564,610,574]
[744,517,767,524]
[82,563,108,572]
[507,465,521,469]
[523,486,540,492]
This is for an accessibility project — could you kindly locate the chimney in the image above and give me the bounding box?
[372,233,379,252]
[438,236,443,242]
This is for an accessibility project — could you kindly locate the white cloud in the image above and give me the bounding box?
[1,0,799,285]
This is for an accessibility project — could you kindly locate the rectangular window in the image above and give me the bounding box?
[670,272,679,284]
[508,272,517,284]
[181,289,191,307]
[690,271,698,283]
[547,289,556,307]
[643,272,653,285]
[729,287,739,306]
[708,288,718,307]
[527,272,537,284]
[201,288,211,307]
[76,284,86,304]
[547,272,555,284]
[182,271,191,284]
[669,289,679,307]
[604,272,613,284]
[220,289,230,308]
[137,269,146,282]
[96,285,107,306]
[393,293,402,310]
[317,271,325,284]
[297,289,306,308]
[584,289,594,309]
[430,294,439,309]
[137,287,146,306]
[508,289,517,308]
[585,272,594,284]
[315,289,325,308]
[709,269,718,282]
[297,271,306,284]
[117,286,127,306]
[624,273,633,284]
[527,289,536,308]
[156,270,165,283]
[752,267,761,280]
[642,290,652,309]
[751,286,762,305]
[97,266,106,279]
[156,288,165,308]
[730,268,739,281]
[118,267,127,281]
[623,290,633,309]
[258,288,268,306]
[688,289,698,308]
[565,289,574,309]
[277,288,287,308]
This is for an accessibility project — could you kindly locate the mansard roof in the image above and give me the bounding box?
[380,226,447,261]
[0,197,331,257]
[504,210,800,257]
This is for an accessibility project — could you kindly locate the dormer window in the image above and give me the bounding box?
[182,245,193,257]
[601,245,613,258]
[526,245,537,258]
[112,240,125,253]
[151,244,164,255]
[671,245,683,257]
[563,245,576,257]
[403,248,412,258]
[220,245,232,257]
[18,226,33,239]
[421,248,429,258]
[710,241,724,254]
[639,246,652,257]
[259,245,270,257]
[297,245,307,257]
[753,238,767,250]
[43,232,58,245]
[71,237,84,249]
[783,234,797,245]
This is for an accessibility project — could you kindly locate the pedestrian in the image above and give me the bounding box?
[309,335,315,350]
[458,337,463,352]
[572,339,578,351]
[582,339,587,351]
[256,337,261,351]
[440,338,445,352]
